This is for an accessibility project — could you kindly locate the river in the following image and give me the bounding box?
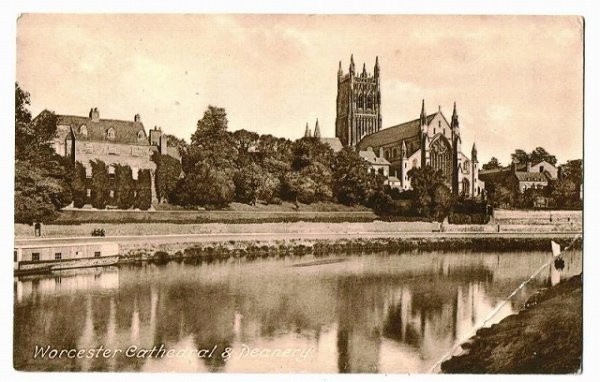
[14,249,581,373]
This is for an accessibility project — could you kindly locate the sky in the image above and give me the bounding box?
[16,14,583,165]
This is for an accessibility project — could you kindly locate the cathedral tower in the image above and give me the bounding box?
[335,55,382,147]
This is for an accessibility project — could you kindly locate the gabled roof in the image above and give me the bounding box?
[357,113,437,152]
[319,137,343,153]
[359,148,391,166]
[514,172,549,182]
[55,114,148,146]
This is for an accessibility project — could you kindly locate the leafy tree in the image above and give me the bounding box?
[114,164,135,209]
[331,148,370,205]
[134,169,152,210]
[302,161,333,202]
[510,147,557,166]
[90,160,110,209]
[281,171,318,205]
[290,137,333,171]
[72,162,88,208]
[561,159,582,185]
[490,183,517,208]
[510,149,529,164]
[187,106,236,169]
[482,157,502,171]
[175,161,235,208]
[178,106,237,208]
[152,152,182,203]
[14,83,73,223]
[163,134,188,157]
[232,129,259,165]
[15,161,66,223]
[432,184,454,222]
[234,163,260,204]
[407,165,448,217]
[257,134,293,163]
[529,146,557,166]
[255,170,280,204]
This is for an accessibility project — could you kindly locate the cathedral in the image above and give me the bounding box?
[333,55,484,197]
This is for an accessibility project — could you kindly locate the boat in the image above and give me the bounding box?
[14,241,120,276]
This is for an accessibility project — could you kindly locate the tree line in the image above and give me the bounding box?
[482,150,582,210]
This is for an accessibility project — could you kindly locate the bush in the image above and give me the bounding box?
[72,162,88,208]
[151,251,170,264]
[448,212,490,225]
[134,169,152,210]
[91,228,105,236]
[90,160,110,209]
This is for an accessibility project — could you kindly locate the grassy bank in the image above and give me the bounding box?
[441,273,583,374]
[121,236,583,263]
[55,202,378,224]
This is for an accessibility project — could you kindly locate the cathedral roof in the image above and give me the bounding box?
[357,113,437,151]
[319,137,343,153]
[56,114,149,146]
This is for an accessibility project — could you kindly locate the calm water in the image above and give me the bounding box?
[14,250,581,373]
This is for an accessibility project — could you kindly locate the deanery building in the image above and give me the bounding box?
[36,107,180,202]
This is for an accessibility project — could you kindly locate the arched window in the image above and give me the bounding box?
[106,128,116,139]
[393,148,397,158]
[79,125,87,137]
[462,178,470,195]
[429,137,452,180]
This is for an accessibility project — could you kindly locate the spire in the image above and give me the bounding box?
[362,62,367,76]
[420,99,427,128]
[349,54,355,74]
[313,118,321,138]
[471,142,478,162]
[451,101,459,130]
[338,60,343,78]
[304,122,311,138]
[374,56,380,77]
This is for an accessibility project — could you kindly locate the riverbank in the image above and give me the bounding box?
[441,273,583,374]
[14,219,582,239]
[66,234,581,263]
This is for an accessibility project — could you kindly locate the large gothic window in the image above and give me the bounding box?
[429,136,452,181]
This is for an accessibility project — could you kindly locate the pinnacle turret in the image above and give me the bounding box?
[313,119,321,138]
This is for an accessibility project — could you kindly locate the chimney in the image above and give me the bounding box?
[526,161,531,172]
[89,107,100,122]
[134,114,141,123]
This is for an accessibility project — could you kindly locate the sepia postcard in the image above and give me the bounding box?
[11,12,587,377]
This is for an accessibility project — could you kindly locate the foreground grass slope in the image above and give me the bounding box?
[442,274,582,374]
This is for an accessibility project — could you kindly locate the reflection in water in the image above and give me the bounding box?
[14,250,581,373]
